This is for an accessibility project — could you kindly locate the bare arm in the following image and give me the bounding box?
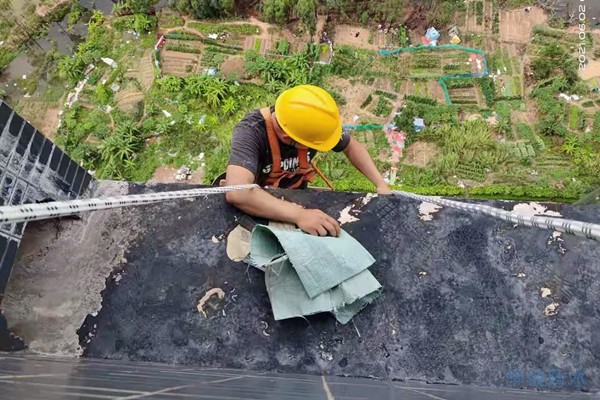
[225,165,341,236]
[343,137,391,194]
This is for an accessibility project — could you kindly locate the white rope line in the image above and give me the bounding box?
[0,184,258,224]
[393,190,600,241]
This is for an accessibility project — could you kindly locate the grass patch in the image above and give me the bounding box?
[582,100,595,108]
[188,22,260,36]
[159,14,184,29]
[165,45,201,54]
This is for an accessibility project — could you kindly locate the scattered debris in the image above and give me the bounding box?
[540,287,551,298]
[211,234,225,243]
[544,302,559,317]
[260,320,270,336]
[418,271,428,278]
[196,288,226,318]
[101,57,118,68]
[516,272,526,278]
[413,117,425,132]
[175,166,191,181]
[162,110,172,118]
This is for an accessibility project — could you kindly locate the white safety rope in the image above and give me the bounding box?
[0,184,258,224]
[393,190,600,241]
[0,184,597,241]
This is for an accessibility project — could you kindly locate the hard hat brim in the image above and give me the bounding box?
[274,104,343,152]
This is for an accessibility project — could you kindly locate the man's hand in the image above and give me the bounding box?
[295,208,341,237]
[377,184,392,195]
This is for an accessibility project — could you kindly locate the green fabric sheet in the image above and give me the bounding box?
[247,224,381,324]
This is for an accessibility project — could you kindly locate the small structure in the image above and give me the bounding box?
[426,27,440,42]
[413,117,425,132]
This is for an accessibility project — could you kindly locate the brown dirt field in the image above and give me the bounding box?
[428,81,446,103]
[327,78,377,122]
[160,50,200,76]
[37,107,60,139]
[513,110,537,126]
[124,51,155,92]
[580,59,600,80]
[148,165,205,185]
[499,6,547,43]
[220,56,245,77]
[115,90,144,112]
[465,0,485,33]
[402,141,440,168]
[334,25,380,50]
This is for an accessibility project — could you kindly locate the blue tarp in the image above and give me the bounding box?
[425,27,440,41]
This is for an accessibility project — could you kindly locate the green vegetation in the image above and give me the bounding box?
[374,90,397,100]
[165,44,201,54]
[187,22,260,36]
[582,101,595,108]
[475,1,484,25]
[360,95,373,109]
[158,14,184,28]
[373,97,393,117]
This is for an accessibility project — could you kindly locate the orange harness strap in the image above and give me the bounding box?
[260,108,328,189]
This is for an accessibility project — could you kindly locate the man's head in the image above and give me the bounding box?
[273,85,342,151]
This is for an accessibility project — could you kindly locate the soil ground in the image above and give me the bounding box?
[334,25,382,50]
[160,50,200,76]
[580,60,600,81]
[327,78,381,122]
[220,56,245,78]
[401,141,440,167]
[499,6,547,43]
[148,165,205,184]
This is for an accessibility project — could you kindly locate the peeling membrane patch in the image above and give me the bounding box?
[419,202,443,221]
[337,194,378,225]
[226,225,252,262]
[197,288,225,318]
[512,202,563,218]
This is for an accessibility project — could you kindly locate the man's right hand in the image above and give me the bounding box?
[294,208,341,237]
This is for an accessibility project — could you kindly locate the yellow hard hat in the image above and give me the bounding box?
[275,85,342,152]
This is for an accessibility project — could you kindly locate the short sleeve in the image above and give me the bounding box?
[227,122,263,176]
[331,130,351,152]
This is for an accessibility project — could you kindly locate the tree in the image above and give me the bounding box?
[262,0,291,24]
[175,0,233,19]
[295,0,317,36]
[133,14,154,33]
[124,0,157,14]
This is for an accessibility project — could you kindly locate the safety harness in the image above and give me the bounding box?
[260,108,333,190]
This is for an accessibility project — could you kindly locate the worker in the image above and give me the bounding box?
[224,85,391,237]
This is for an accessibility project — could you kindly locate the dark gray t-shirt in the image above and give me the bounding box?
[228,109,350,188]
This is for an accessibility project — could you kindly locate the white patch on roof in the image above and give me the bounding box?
[419,202,443,221]
[512,202,562,218]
